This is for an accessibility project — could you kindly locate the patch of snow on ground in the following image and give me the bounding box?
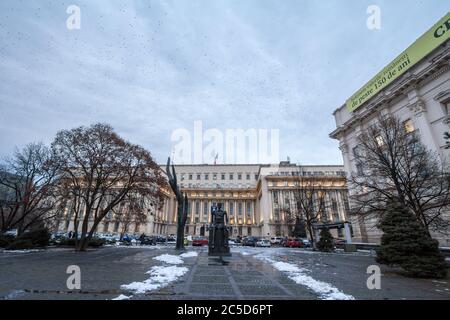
[153,254,183,264]
[2,249,44,253]
[121,265,188,294]
[256,255,354,300]
[112,294,131,300]
[180,251,198,258]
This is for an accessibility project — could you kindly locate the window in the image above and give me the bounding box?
[238,202,243,215]
[353,146,361,159]
[213,173,217,180]
[221,174,225,180]
[197,174,201,180]
[238,174,242,180]
[189,174,193,180]
[375,135,384,147]
[229,202,234,215]
[229,174,234,180]
[195,201,200,215]
[403,119,415,133]
[180,174,185,181]
[204,174,209,180]
[356,162,364,176]
[255,174,258,180]
[246,174,250,180]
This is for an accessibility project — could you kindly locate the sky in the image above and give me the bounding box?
[0,0,449,165]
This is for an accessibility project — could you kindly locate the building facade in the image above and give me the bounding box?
[162,162,349,239]
[56,162,350,240]
[330,22,450,245]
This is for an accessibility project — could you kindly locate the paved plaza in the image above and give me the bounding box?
[0,246,449,300]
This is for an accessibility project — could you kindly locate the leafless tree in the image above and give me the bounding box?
[112,194,149,240]
[51,123,166,251]
[0,143,63,234]
[291,177,330,247]
[350,114,450,237]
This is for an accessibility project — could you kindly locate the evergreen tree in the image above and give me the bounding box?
[377,201,447,279]
[316,228,334,252]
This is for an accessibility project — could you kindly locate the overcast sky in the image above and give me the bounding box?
[0,1,449,165]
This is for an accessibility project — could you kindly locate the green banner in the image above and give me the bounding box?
[347,12,450,113]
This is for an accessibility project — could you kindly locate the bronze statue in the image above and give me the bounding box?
[166,157,188,250]
[208,202,231,256]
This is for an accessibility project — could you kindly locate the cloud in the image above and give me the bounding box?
[0,0,449,165]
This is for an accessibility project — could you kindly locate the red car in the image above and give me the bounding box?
[192,236,208,246]
[283,238,304,248]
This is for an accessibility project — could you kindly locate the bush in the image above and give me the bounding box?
[5,239,35,250]
[88,237,106,247]
[316,228,334,252]
[377,201,447,279]
[57,237,105,248]
[18,228,50,247]
[0,234,15,248]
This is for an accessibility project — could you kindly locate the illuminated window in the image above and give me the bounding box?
[375,135,384,146]
[403,119,415,133]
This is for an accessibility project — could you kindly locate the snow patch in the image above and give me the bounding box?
[180,251,198,258]
[3,249,44,253]
[113,294,131,300]
[257,256,354,300]
[121,265,188,294]
[153,254,183,265]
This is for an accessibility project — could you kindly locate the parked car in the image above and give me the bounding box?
[333,239,346,248]
[166,236,176,245]
[283,238,305,248]
[243,236,259,247]
[155,236,167,243]
[192,236,208,246]
[228,238,236,246]
[301,238,311,248]
[256,239,271,247]
[270,237,284,245]
[140,236,157,245]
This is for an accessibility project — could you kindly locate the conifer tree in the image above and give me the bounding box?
[316,228,334,252]
[377,201,447,279]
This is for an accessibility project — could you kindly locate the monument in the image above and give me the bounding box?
[208,203,231,256]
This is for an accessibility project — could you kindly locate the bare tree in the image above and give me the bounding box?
[350,114,450,237]
[113,195,149,240]
[291,177,330,247]
[0,143,63,234]
[51,123,166,251]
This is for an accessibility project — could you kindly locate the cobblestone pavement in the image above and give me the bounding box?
[1,246,449,300]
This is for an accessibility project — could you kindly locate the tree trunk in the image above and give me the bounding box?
[307,224,315,250]
[176,222,185,250]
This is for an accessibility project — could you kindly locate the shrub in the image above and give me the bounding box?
[88,237,106,247]
[316,228,334,252]
[57,237,105,247]
[0,234,15,248]
[5,239,35,250]
[377,201,447,279]
[18,228,50,247]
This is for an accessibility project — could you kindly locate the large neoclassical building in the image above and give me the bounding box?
[330,13,450,246]
[156,161,349,238]
[56,161,350,239]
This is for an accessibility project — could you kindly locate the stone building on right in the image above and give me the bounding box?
[330,13,450,246]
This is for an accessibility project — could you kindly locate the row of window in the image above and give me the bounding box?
[268,171,346,177]
[180,173,259,181]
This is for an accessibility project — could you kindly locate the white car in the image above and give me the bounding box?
[270,237,284,245]
[256,239,271,247]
